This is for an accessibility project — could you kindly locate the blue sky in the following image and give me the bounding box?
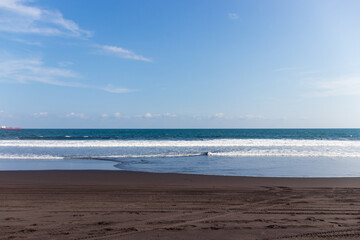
[1,0,360,128]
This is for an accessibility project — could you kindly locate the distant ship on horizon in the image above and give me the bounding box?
[1,126,22,129]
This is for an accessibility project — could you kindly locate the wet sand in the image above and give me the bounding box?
[1,170,360,239]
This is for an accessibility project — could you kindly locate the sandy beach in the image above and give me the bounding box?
[0,171,360,239]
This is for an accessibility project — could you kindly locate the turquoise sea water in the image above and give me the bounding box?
[1,129,360,177]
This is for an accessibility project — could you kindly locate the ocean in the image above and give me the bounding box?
[1,129,360,177]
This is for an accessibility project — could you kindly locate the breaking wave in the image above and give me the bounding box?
[0,154,63,160]
[1,139,360,148]
[2,150,360,160]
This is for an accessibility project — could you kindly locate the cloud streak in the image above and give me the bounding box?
[33,112,48,117]
[0,1,152,62]
[66,112,85,118]
[305,77,360,97]
[0,0,92,38]
[100,86,135,93]
[136,113,177,118]
[0,58,81,86]
[0,1,151,94]
[97,45,152,62]
[11,38,42,46]
[0,58,134,93]
[214,113,225,118]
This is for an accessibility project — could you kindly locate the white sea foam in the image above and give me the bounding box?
[72,151,360,158]
[207,150,360,158]
[1,139,360,159]
[1,149,360,160]
[0,154,63,159]
[1,139,360,148]
[70,152,209,159]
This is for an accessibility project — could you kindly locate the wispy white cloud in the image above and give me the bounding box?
[110,112,131,119]
[0,1,151,96]
[11,38,42,46]
[305,77,360,97]
[238,114,266,120]
[100,86,135,93]
[136,113,177,119]
[66,112,85,118]
[163,113,177,118]
[0,0,91,38]
[228,13,238,20]
[33,112,48,117]
[214,113,225,118]
[144,113,153,118]
[0,58,133,93]
[0,0,40,18]
[114,112,122,118]
[0,1,152,67]
[192,113,267,121]
[0,58,81,86]
[97,45,152,62]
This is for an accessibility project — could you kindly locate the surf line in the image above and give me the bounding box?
[63,156,120,162]
[64,152,210,161]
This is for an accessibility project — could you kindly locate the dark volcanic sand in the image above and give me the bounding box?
[1,171,360,239]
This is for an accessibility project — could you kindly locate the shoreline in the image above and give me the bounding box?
[2,170,360,239]
[2,170,360,187]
